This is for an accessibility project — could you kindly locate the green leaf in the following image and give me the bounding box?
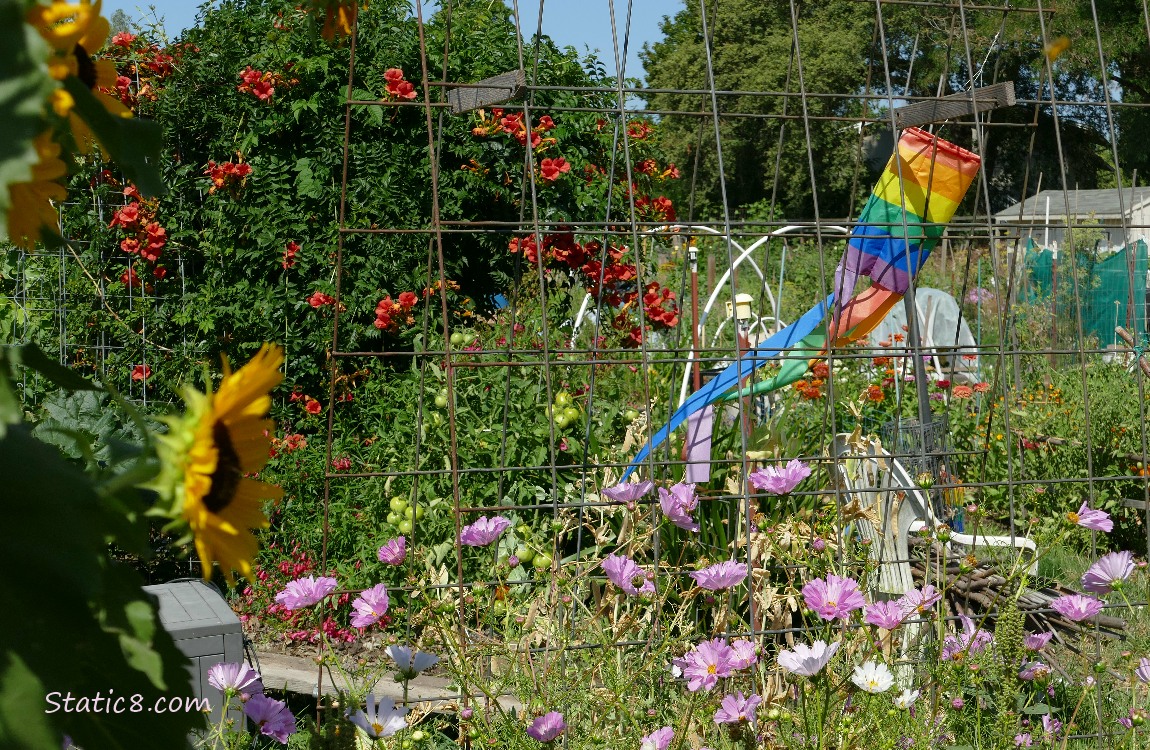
[7,343,100,392]
[1022,703,1052,715]
[0,653,59,749]
[62,77,165,198]
[0,2,54,242]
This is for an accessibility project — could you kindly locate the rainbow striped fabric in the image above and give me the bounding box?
[833,127,981,316]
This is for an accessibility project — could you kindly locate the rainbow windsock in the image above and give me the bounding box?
[832,127,981,319]
[621,128,980,480]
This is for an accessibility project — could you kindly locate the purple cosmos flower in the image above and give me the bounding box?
[864,600,904,630]
[386,645,439,679]
[690,561,749,591]
[1024,632,1053,651]
[898,585,942,618]
[346,694,408,738]
[640,727,674,750]
[1015,733,1033,747]
[967,287,994,304]
[350,583,390,628]
[601,480,655,504]
[602,553,654,596]
[681,638,734,692]
[776,640,839,677]
[748,459,812,495]
[1081,550,1134,594]
[274,575,338,610]
[207,662,263,698]
[459,515,511,546]
[1018,661,1051,682]
[941,615,993,660]
[1069,501,1112,532]
[527,712,566,743]
[729,639,757,670]
[1136,657,1150,683]
[377,536,406,565]
[714,692,762,726]
[659,483,699,532]
[802,574,867,621]
[243,694,297,744]
[1042,714,1062,738]
[1050,594,1104,622]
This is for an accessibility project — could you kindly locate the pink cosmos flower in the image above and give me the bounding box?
[1135,657,1150,683]
[459,515,511,546]
[1024,632,1053,651]
[640,727,674,750]
[802,574,867,621]
[1042,714,1062,739]
[1018,661,1051,682]
[377,536,406,565]
[526,712,566,742]
[748,459,811,495]
[898,585,942,618]
[776,640,839,676]
[243,694,297,743]
[1068,501,1112,532]
[729,639,757,670]
[602,553,654,596]
[350,583,390,628]
[1015,733,1033,747]
[274,576,338,610]
[1050,594,1103,622]
[714,692,761,726]
[863,600,904,630]
[690,561,748,591]
[681,638,734,692]
[941,615,993,660]
[207,662,263,697]
[601,480,655,503]
[1081,550,1134,593]
[658,483,699,532]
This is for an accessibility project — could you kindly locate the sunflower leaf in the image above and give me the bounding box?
[62,77,166,198]
[0,4,54,244]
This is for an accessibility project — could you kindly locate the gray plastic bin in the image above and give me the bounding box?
[144,580,245,746]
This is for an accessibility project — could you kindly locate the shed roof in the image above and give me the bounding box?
[994,188,1150,222]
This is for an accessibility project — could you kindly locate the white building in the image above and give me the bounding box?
[993,187,1150,251]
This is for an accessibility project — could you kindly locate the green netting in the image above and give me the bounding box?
[1024,238,1148,346]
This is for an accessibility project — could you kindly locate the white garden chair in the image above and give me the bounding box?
[828,432,1038,601]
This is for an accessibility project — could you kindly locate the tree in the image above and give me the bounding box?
[641,0,875,221]
[109,8,131,37]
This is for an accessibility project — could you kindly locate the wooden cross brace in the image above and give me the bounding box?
[893,81,1016,130]
[1116,326,1150,377]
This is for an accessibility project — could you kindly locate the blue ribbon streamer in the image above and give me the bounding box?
[621,295,834,480]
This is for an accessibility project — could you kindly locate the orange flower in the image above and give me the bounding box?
[866,384,884,403]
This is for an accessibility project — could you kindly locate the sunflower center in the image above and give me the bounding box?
[203,421,242,513]
[73,44,97,89]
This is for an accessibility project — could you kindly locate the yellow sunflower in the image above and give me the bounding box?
[7,132,68,249]
[309,0,366,41]
[27,0,132,153]
[162,345,285,583]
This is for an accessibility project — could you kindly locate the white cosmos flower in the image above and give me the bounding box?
[893,688,920,708]
[346,694,408,738]
[776,640,840,677]
[851,660,895,694]
[386,645,439,679]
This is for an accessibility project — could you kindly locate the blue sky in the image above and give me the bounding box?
[107,1,672,81]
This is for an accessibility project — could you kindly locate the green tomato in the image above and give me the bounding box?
[412,731,426,742]
[389,497,408,513]
[532,553,553,570]
[492,601,507,615]
[398,519,414,535]
[386,511,401,526]
[624,409,640,421]
[553,391,572,409]
[449,332,464,346]
[402,741,413,749]
[463,333,476,344]
[516,524,530,536]
[554,413,569,430]
[563,406,579,422]
[434,394,448,408]
[404,505,426,520]
[514,546,535,564]
[468,729,480,740]
[430,412,443,427]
